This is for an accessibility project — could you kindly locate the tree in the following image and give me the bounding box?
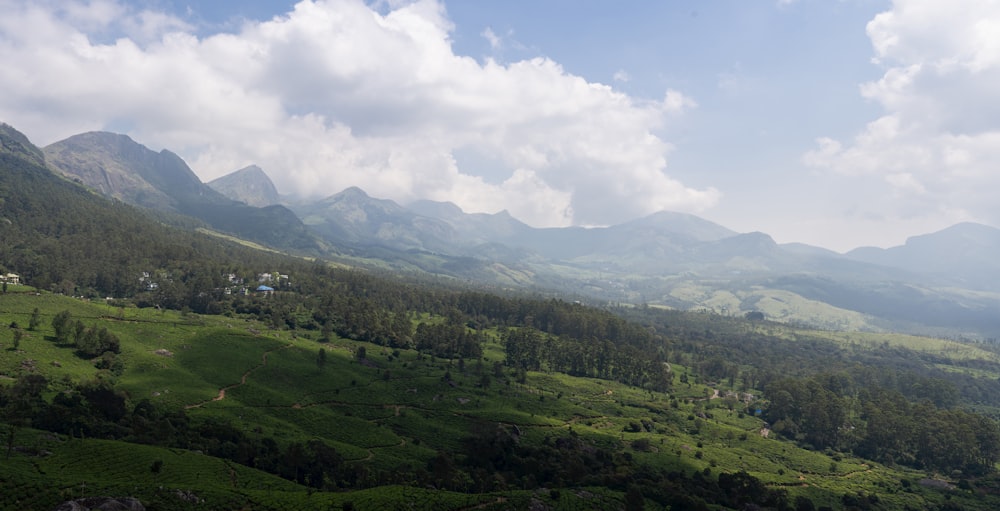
[12,329,22,350]
[317,347,327,371]
[794,495,816,511]
[28,308,40,331]
[51,310,72,343]
[625,484,646,511]
[150,460,163,484]
[74,325,121,357]
[3,374,47,458]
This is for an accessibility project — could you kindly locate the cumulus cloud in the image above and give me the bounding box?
[0,0,717,227]
[804,0,1000,229]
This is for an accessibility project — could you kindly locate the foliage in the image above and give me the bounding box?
[4,130,1000,508]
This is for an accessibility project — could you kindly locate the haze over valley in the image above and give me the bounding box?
[4,1,1000,510]
[24,126,1000,339]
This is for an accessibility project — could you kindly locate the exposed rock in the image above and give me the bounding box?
[52,496,145,511]
[173,489,202,504]
[919,478,956,490]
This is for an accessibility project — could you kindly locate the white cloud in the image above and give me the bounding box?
[481,26,501,50]
[661,89,697,115]
[804,0,1000,230]
[613,69,630,82]
[0,0,717,228]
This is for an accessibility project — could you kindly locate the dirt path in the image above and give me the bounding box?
[185,344,291,409]
[359,438,407,462]
[456,497,508,510]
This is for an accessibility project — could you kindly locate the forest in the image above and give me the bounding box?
[4,123,1000,509]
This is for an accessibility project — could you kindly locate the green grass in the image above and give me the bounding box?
[3,292,1000,510]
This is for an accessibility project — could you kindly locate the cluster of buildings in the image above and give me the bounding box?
[137,270,290,297]
[252,272,289,294]
[1,273,21,285]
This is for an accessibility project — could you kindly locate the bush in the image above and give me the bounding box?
[632,438,652,452]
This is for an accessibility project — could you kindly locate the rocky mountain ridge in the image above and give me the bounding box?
[43,132,320,253]
[16,124,1000,336]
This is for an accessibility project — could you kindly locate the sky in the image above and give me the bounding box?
[1,0,999,252]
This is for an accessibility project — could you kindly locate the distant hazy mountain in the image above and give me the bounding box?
[290,187,458,252]
[407,199,531,245]
[402,198,1000,334]
[43,132,319,252]
[207,165,280,207]
[847,223,1000,291]
[490,211,736,263]
[30,126,1000,337]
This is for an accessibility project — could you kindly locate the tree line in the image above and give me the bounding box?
[766,373,1000,475]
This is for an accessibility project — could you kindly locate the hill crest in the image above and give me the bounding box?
[207,164,281,207]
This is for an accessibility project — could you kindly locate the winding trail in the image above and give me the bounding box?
[184,343,292,410]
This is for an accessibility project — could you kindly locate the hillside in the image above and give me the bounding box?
[0,123,301,300]
[44,132,320,254]
[6,120,1000,509]
[44,131,208,211]
[4,291,1000,510]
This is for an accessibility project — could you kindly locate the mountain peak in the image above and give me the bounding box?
[846,221,1000,291]
[619,210,737,242]
[336,186,369,199]
[0,122,46,168]
[59,131,143,154]
[909,222,1000,245]
[208,164,280,207]
[43,130,210,210]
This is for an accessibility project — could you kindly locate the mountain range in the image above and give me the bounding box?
[44,132,320,253]
[9,124,1000,337]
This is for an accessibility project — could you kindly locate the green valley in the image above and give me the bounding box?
[5,120,1000,510]
[3,287,1000,510]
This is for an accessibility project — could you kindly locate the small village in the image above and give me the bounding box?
[138,270,290,297]
[1,268,290,299]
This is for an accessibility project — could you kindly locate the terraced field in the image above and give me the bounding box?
[2,289,999,510]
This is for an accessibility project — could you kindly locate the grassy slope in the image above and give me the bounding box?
[1,287,997,510]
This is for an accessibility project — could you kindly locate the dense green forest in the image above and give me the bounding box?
[5,122,1000,509]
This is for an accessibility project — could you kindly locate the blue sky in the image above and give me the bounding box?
[2,0,998,252]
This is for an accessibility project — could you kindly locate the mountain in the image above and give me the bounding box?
[0,123,296,297]
[207,164,281,207]
[26,126,1000,337]
[290,187,458,252]
[847,222,1000,291]
[8,120,1000,510]
[313,191,1000,335]
[43,132,320,253]
[44,131,209,211]
[486,211,737,264]
[0,122,46,167]
[407,199,532,245]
